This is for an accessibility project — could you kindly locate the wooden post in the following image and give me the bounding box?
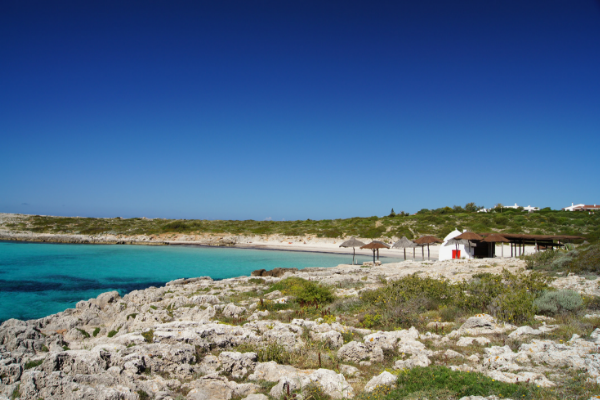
[422,245,424,260]
[376,248,379,261]
[403,248,406,260]
[413,247,415,259]
[501,242,504,258]
[511,242,513,257]
[427,243,430,260]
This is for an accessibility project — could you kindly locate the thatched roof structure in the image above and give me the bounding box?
[482,233,510,243]
[339,237,366,248]
[392,237,416,249]
[361,241,390,249]
[414,235,442,245]
[455,231,483,241]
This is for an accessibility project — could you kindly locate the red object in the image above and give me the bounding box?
[452,250,461,259]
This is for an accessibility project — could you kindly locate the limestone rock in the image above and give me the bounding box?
[221,304,246,319]
[186,375,257,400]
[456,336,491,347]
[337,341,384,363]
[393,353,430,369]
[364,371,397,392]
[218,352,257,379]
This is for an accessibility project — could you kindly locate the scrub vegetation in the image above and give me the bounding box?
[7,203,599,242]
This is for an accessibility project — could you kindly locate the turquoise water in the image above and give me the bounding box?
[0,241,403,322]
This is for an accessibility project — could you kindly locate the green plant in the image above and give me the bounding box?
[382,366,549,399]
[76,328,90,338]
[10,384,20,400]
[24,359,44,370]
[127,313,138,320]
[266,277,334,305]
[137,390,150,399]
[142,329,154,343]
[534,290,583,315]
[249,278,265,284]
[92,327,100,337]
[107,328,120,338]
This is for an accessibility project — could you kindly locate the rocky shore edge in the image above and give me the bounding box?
[1,259,600,400]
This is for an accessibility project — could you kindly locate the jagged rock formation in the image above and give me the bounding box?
[2,261,600,399]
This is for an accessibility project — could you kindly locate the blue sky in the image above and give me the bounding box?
[1,0,599,220]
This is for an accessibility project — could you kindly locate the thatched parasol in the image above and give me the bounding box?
[392,236,416,260]
[454,231,483,256]
[339,237,366,265]
[482,233,509,258]
[454,231,484,241]
[413,235,442,260]
[360,241,390,263]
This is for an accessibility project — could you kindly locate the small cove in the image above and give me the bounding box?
[0,241,404,322]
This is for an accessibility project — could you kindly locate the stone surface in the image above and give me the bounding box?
[364,371,397,392]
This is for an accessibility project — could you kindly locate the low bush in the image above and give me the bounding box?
[107,328,119,338]
[382,366,549,399]
[76,328,90,338]
[357,270,550,329]
[24,359,43,370]
[141,329,154,343]
[266,277,334,305]
[92,327,100,337]
[534,290,583,315]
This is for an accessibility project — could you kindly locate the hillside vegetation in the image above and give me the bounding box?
[4,205,598,242]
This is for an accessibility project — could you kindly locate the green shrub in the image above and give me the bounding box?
[137,390,150,400]
[534,290,583,315]
[267,277,334,305]
[107,329,119,338]
[385,366,548,399]
[248,278,265,284]
[491,288,537,324]
[141,330,154,343]
[76,328,90,338]
[92,327,100,337]
[24,359,43,370]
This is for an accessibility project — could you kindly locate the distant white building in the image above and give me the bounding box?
[564,203,600,212]
[477,208,489,213]
[503,203,520,209]
[523,205,539,212]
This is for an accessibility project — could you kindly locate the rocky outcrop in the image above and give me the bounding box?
[251,268,298,277]
[2,259,600,399]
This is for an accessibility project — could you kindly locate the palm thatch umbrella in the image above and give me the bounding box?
[414,235,442,260]
[482,233,509,258]
[454,231,483,255]
[392,236,417,260]
[360,241,390,263]
[339,237,366,265]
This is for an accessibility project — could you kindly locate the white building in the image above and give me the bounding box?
[439,229,475,260]
[564,203,600,212]
[503,203,520,209]
[522,205,539,212]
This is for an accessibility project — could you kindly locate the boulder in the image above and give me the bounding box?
[218,352,257,379]
[251,268,298,277]
[337,341,384,363]
[393,353,430,369]
[364,371,397,392]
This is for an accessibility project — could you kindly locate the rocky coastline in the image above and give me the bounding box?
[1,259,600,400]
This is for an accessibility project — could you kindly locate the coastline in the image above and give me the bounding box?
[0,230,438,259]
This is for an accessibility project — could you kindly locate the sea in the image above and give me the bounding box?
[0,241,405,323]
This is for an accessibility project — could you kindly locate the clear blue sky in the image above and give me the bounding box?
[1,1,599,220]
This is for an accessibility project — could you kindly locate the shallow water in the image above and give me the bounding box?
[0,241,404,322]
